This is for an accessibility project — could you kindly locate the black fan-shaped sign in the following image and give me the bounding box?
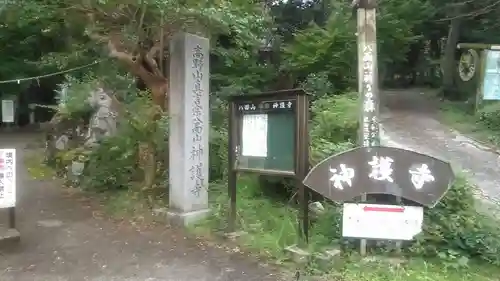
[303,146,455,207]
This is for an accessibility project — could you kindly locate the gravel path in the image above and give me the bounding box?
[380,89,500,205]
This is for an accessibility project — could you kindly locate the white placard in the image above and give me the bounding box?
[241,114,268,157]
[0,149,16,208]
[342,203,423,240]
[2,100,14,123]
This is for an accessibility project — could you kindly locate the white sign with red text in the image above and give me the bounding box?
[0,149,16,208]
[342,203,423,240]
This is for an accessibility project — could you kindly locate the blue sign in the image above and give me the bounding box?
[482,50,500,100]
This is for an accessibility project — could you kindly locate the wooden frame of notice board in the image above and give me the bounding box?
[227,89,311,240]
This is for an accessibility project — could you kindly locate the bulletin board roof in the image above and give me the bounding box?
[227,88,310,101]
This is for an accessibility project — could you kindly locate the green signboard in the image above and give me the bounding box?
[234,99,296,173]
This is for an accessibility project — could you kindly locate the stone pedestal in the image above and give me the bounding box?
[167,33,210,226]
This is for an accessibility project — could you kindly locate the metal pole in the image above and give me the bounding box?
[356,0,379,256]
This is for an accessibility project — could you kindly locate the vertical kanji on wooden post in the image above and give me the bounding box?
[356,0,380,255]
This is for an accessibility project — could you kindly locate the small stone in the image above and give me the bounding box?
[152,208,168,216]
[37,219,63,228]
[223,231,247,240]
[324,247,341,258]
[362,255,407,266]
[284,244,310,264]
[248,223,262,229]
[313,253,332,271]
[308,201,326,215]
[55,135,69,150]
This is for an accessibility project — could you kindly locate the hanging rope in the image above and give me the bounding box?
[0,59,106,84]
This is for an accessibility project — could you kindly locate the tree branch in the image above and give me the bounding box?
[107,40,136,64]
[145,43,163,77]
[436,0,500,21]
[144,24,176,77]
[105,36,159,85]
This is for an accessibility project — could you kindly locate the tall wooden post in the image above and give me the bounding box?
[356,0,380,256]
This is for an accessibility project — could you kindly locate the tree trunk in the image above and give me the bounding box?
[139,79,167,191]
[442,17,461,98]
[150,80,168,110]
[138,142,157,191]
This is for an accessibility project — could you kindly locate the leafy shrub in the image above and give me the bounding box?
[301,72,335,98]
[55,75,95,119]
[209,126,228,181]
[310,93,358,144]
[477,102,500,131]
[411,175,500,265]
[82,134,138,191]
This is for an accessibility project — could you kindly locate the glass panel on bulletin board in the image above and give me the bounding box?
[236,99,296,173]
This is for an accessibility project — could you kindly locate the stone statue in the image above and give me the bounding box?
[43,84,120,165]
[84,87,118,147]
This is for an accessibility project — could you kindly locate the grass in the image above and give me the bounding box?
[191,176,500,280]
[326,258,500,281]
[438,100,500,147]
[24,152,55,180]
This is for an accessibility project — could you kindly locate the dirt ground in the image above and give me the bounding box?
[0,133,287,281]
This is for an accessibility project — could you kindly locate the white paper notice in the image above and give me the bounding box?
[2,100,14,123]
[0,149,16,208]
[241,114,268,157]
[342,203,423,240]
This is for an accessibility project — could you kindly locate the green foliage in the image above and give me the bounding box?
[411,175,500,266]
[300,72,334,98]
[309,94,358,164]
[282,0,435,90]
[54,75,94,119]
[477,102,500,132]
[199,178,300,258]
[310,93,358,144]
[82,134,138,191]
[209,126,228,181]
[82,93,168,191]
[283,8,356,92]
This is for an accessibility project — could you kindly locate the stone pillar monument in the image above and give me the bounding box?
[167,33,210,225]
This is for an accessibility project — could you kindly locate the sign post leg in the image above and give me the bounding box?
[8,207,15,229]
[227,102,238,233]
